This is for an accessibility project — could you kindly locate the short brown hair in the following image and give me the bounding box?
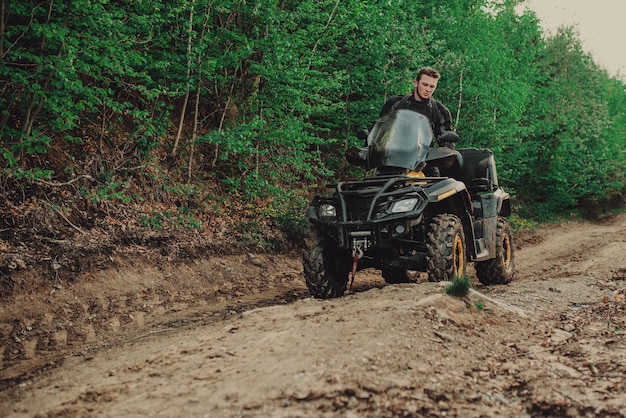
[416,67,440,81]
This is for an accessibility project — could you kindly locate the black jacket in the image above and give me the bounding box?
[380,93,452,138]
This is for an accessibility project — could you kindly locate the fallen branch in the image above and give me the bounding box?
[35,174,95,187]
[52,207,86,235]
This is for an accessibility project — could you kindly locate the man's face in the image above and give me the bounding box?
[413,74,438,101]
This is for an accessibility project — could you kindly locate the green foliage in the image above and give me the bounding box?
[236,218,275,252]
[263,192,309,241]
[508,213,538,234]
[140,211,202,231]
[507,26,626,218]
[13,134,52,155]
[1,147,18,169]
[88,181,133,204]
[1,0,625,237]
[196,118,263,161]
[140,213,166,231]
[445,275,472,297]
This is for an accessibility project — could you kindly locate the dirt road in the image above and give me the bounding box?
[2,214,626,417]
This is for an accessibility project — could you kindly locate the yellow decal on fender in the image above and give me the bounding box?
[437,189,456,201]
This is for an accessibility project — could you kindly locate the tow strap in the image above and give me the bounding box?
[349,246,364,292]
[349,254,358,291]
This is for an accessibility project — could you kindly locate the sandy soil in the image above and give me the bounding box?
[1,214,626,417]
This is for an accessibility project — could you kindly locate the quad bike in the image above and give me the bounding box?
[303,109,514,298]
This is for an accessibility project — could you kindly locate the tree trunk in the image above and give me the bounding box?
[171,0,196,157]
[454,70,463,131]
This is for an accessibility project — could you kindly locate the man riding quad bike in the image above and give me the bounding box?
[303,109,514,298]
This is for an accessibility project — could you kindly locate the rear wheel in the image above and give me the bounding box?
[302,227,351,298]
[476,217,514,285]
[426,214,467,282]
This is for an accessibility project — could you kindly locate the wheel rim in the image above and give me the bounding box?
[502,232,512,269]
[453,233,465,276]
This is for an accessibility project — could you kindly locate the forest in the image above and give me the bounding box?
[1,0,626,255]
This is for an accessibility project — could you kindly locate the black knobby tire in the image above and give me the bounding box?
[382,267,411,284]
[426,214,467,282]
[302,228,351,298]
[476,217,514,285]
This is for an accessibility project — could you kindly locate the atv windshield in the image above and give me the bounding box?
[367,109,433,171]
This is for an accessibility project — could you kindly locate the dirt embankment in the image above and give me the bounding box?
[2,215,626,417]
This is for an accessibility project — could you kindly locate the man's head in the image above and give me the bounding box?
[413,67,440,102]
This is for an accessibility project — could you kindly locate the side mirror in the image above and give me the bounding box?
[438,131,459,149]
[356,129,369,145]
[345,146,369,167]
[439,131,459,143]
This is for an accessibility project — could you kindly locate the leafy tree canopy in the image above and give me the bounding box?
[1,0,625,249]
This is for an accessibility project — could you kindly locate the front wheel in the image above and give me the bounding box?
[426,214,467,282]
[303,227,351,298]
[476,217,514,285]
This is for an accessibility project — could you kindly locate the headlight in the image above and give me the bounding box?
[318,204,337,218]
[389,198,419,213]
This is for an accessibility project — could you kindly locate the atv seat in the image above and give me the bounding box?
[458,148,498,194]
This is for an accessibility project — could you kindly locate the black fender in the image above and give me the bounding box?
[480,188,511,218]
[472,188,511,261]
[425,178,468,204]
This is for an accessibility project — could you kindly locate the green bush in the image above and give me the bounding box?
[445,275,472,297]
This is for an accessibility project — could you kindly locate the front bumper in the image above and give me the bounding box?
[307,175,432,258]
